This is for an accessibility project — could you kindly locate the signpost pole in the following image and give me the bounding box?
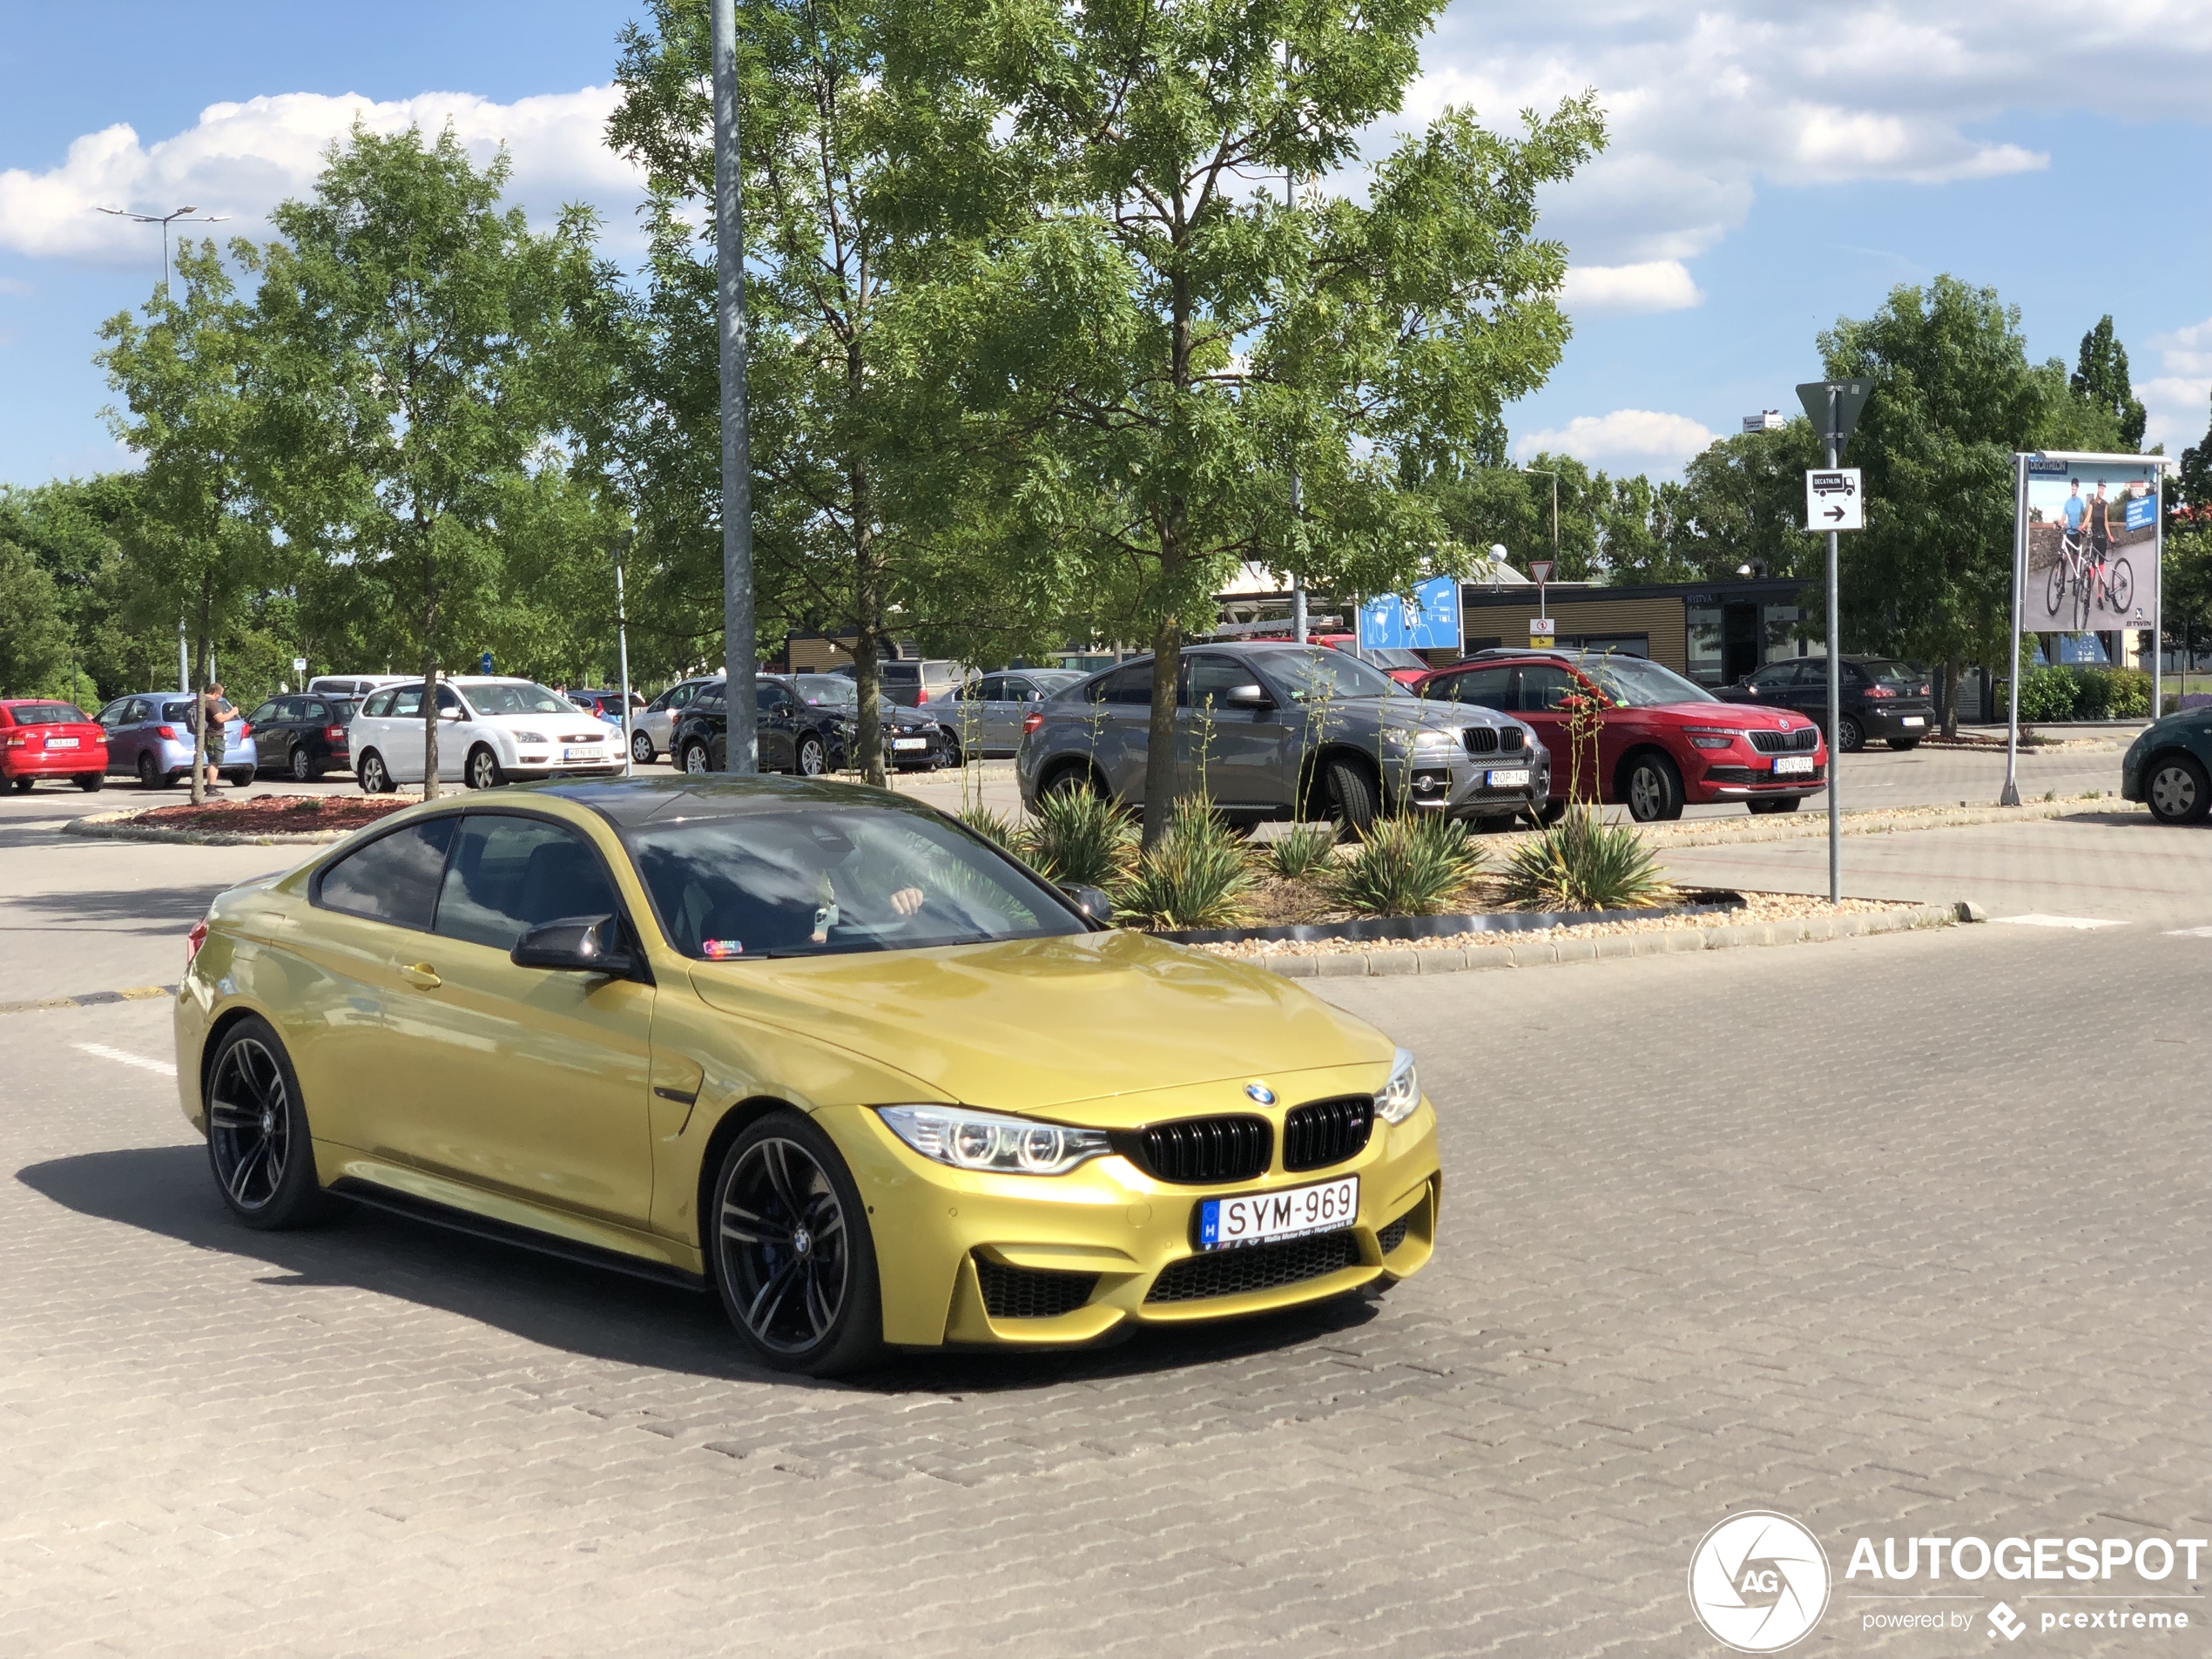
[1824,388,1841,906]
[2000,452,2025,806]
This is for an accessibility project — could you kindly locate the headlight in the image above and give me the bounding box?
[1410,728,1457,753]
[513,730,547,743]
[876,1105,1112,1176]
[1376,1047,1421,1124]
[1684,726,1740,751]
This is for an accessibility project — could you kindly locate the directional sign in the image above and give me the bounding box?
[1357,574,1462,651]
[1805,468,1864,532]
[1796,379,1873,453]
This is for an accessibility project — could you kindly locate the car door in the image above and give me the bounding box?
[98,699,141,774]
[1184,652,1292,809]
[954,674,1003,754]
[1086,663,1157,799]
[755,682,799,772]
[380,686,428,779]
[1515,663,1585,799]
[432,683,476,780]
[383,810,656,1225]
[1729,662,1798,709]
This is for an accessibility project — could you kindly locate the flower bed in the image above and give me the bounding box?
[126,794,410,835]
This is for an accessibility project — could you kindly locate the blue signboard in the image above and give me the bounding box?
[2126,493,2156,532]
[2054,632,2108,666]
[1357,575,1462,651]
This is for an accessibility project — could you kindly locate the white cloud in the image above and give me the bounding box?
[1408,1,2210,266]
[1560,260,1702,314]
[1514,408,1716,469]
[2141,320,2212,452]
[0,277,30,296]
[0,87,644,265]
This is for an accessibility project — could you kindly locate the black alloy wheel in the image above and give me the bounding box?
[631,729,654,765]
[289,745,315,782]
[205,1017,328,1229]
[940,732,963,769]
[137,752,162,790]
[1623,752,1685,822]
[683,740,712,775]
[1042,764,1101,800]
[1836,714,1865,753]
[796,733,827,777]
[358,752,391,794]
[2147,754,2211,825]
[467,745,504,791]
[710,1113,882,1376]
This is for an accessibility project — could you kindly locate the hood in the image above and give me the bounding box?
[685,928,1392,1123]
[1330,696,1521,732]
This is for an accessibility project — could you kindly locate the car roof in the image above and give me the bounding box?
[527,772,933,830]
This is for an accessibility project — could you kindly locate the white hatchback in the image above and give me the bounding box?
[350,678,623,793]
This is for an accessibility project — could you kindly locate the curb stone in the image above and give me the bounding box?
[1247,901,1963,978]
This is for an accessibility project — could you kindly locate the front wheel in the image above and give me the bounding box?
[466,745,504,792]
[205,1016,331,1230]
[1622,753,1685,822]
[1326,758,1379,840]
[1836,714,1865,753]
[709,1111,882,1377]
[2107,556,2134,616]
[1532,799,1569,828]
[138,752,163,790]
[357,751,392,795]
[2146,754,2210,825]
[1747,797,1801,815]
[2047,558,2067,619]
[682,740,712,776]
[631,729,655,765]
[796,733,827,777]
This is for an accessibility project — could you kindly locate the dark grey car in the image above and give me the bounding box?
[941,669,1086,756]
[1015,644,1548,831]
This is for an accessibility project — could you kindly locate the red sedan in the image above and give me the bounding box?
[1412,651,1827,820]
[0,698,107,792]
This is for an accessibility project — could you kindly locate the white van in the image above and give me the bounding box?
[307,674,412,698]
[350,678,622,793]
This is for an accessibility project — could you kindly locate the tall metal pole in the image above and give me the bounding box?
[711,0,759,774]
[1824,388,1842,905]
[615,530,636,779]
[177,617,189,693]
[2000,452,2026,806]
[1286,165,1308,647]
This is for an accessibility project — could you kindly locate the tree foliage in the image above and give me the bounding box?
[2070,314,2147,452]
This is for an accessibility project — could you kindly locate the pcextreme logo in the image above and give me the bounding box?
[1688,1511,1832,1652]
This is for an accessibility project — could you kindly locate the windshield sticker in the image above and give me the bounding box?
[701,939,744,959]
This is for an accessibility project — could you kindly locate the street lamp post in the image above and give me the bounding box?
[711,0,759,774]
[615,530,637,779]
[97,205,228,296]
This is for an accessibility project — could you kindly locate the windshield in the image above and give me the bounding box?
[1254,647,1404,703]
[466,683,577,717]
[10,703,87,725]
[629,805,1085,960]
[1575,655,1716,707]
[796,676,857,707]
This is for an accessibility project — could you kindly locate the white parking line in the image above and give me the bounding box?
[1992,914,2127,930]
[2164,925,2212,938]
[75,1043,178,1077]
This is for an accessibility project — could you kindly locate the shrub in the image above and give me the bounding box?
[1021,785,1136,890]
[955,803,1021,855]
[1268,821,1337,881]
[1329,811,1482,917]
[1116,797,1256,928]
[2018,665,2079,722]
[1498,806,1670,912]
[2090,666,2150,719]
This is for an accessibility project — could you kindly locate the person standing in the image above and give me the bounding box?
[200,681,236,792]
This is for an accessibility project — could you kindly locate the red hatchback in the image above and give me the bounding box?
[1412,651,1828,820]
[0,698,107,792]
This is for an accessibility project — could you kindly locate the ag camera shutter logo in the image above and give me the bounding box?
[1689,1510,1831,1651]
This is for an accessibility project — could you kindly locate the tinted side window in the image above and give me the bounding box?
[693,684,725,711]
[316,818,458,930]
[435,815,623,951]
[362,691,394,718]
[1517,664,1581,712]
[1186,654,1253,709]
[388,688,424,718]
[1090,664,1155,705]
[1426,665,1513,710]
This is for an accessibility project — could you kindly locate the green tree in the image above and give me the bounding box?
[2070,314,2147,452]
[98,241,284,799]
[0,537,73,697]
[0,475,159,701]
[1665,421,1823,582]
[256,124,610,798]
[914,0,1604,838]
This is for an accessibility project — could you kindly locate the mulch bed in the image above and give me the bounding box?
[130,794,411,834]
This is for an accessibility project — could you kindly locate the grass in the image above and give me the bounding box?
[1116,798,1256,929]
[1498,805,1670,912]
[1329,812,1482,918]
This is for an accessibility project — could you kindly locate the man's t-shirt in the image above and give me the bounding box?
[2062,495,2087,530]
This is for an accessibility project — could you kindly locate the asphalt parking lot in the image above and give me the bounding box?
[1,764,2205,1656]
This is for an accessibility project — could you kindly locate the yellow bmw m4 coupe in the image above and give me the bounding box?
[175,776,1440,1374]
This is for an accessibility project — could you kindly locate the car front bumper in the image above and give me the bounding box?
[1409,743,1551,819]
[1690,759,1826,802]
[819,1095,1441,1349]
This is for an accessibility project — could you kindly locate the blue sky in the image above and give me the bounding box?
[3,0,2209,490]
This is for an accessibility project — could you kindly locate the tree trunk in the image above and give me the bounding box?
[188,584,212,805]
[1139,260,1197,850]
[850,437,887,787]
[1943,653,1964,738]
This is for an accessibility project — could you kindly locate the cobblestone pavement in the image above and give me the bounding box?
[3,908,2205,1657]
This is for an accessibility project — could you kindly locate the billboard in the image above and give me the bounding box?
[1357,575,1462,651]
[2020,455,2161,632]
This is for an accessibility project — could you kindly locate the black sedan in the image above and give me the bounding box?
[672,677,854,776]
[1716,655,1935,752]
[243,693,357,781]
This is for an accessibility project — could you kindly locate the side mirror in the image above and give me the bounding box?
[1059,884,1116,927]
[511,914,639,977]
[439,706,464,721]
[1220,684,1272,711]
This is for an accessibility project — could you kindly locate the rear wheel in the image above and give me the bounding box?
[682,739,713,775]
[708,1111,882,1377]
[9,777,31,793]
[1326,758,1379,840]
[631,729,655,765]
[2146,753,2211,825]
[796,733,827,777]
[1041,763,1101,800]
[1622,752,1685,822]
[137,752,162,790]
[466,745,504,791]
[76,772,104,792]
[1836,714,1865,753]
[224,768,254,790]
[357,751,392,794]
[289,746,315,782]
[205,1016,331,1231]
[1747,797,1801,815]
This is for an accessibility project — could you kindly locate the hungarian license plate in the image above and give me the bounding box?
[893,737,927,751]
[1900,715,1925,727]
[1198,1175,1359,1251]
[562,745,598,760]
[1485,767,1531,788]
[45,736,78,748]
[1772,754,1815,776]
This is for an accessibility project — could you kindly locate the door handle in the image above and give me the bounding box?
[401,962,442,989]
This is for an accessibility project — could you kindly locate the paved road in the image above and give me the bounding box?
[1,807,2205,1654]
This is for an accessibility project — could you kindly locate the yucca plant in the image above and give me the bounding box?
[1498,805,1670,911]
[1116,797,1257,929]
[1021,786,1136,890]
[956,803,1022,856]
[1268,821,1337,881]
[1329,811,1482,917]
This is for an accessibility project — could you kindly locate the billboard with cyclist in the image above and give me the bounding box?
[2022,455,2161,632]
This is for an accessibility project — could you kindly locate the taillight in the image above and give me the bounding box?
[915,687,929,703]
[185,918,209,968]
[3,733,24,748]
[1864,685,1895,699]
[1022,711,1045,736]
[325,725,346,741]
[156,725,177,740]
[236,722,252,738]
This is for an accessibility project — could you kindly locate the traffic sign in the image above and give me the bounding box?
[1529,618,1555,645]
[1805,468,1864,532]
[291,657,307,673]
[1796,379,1872,452]
[1528,559,1555,586]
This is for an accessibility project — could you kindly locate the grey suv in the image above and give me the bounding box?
[1015,643,1548,831]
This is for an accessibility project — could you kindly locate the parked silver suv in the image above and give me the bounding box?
[1015,643,1548,831]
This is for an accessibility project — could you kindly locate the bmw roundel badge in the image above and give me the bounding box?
[1244,1082,1276,1105]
